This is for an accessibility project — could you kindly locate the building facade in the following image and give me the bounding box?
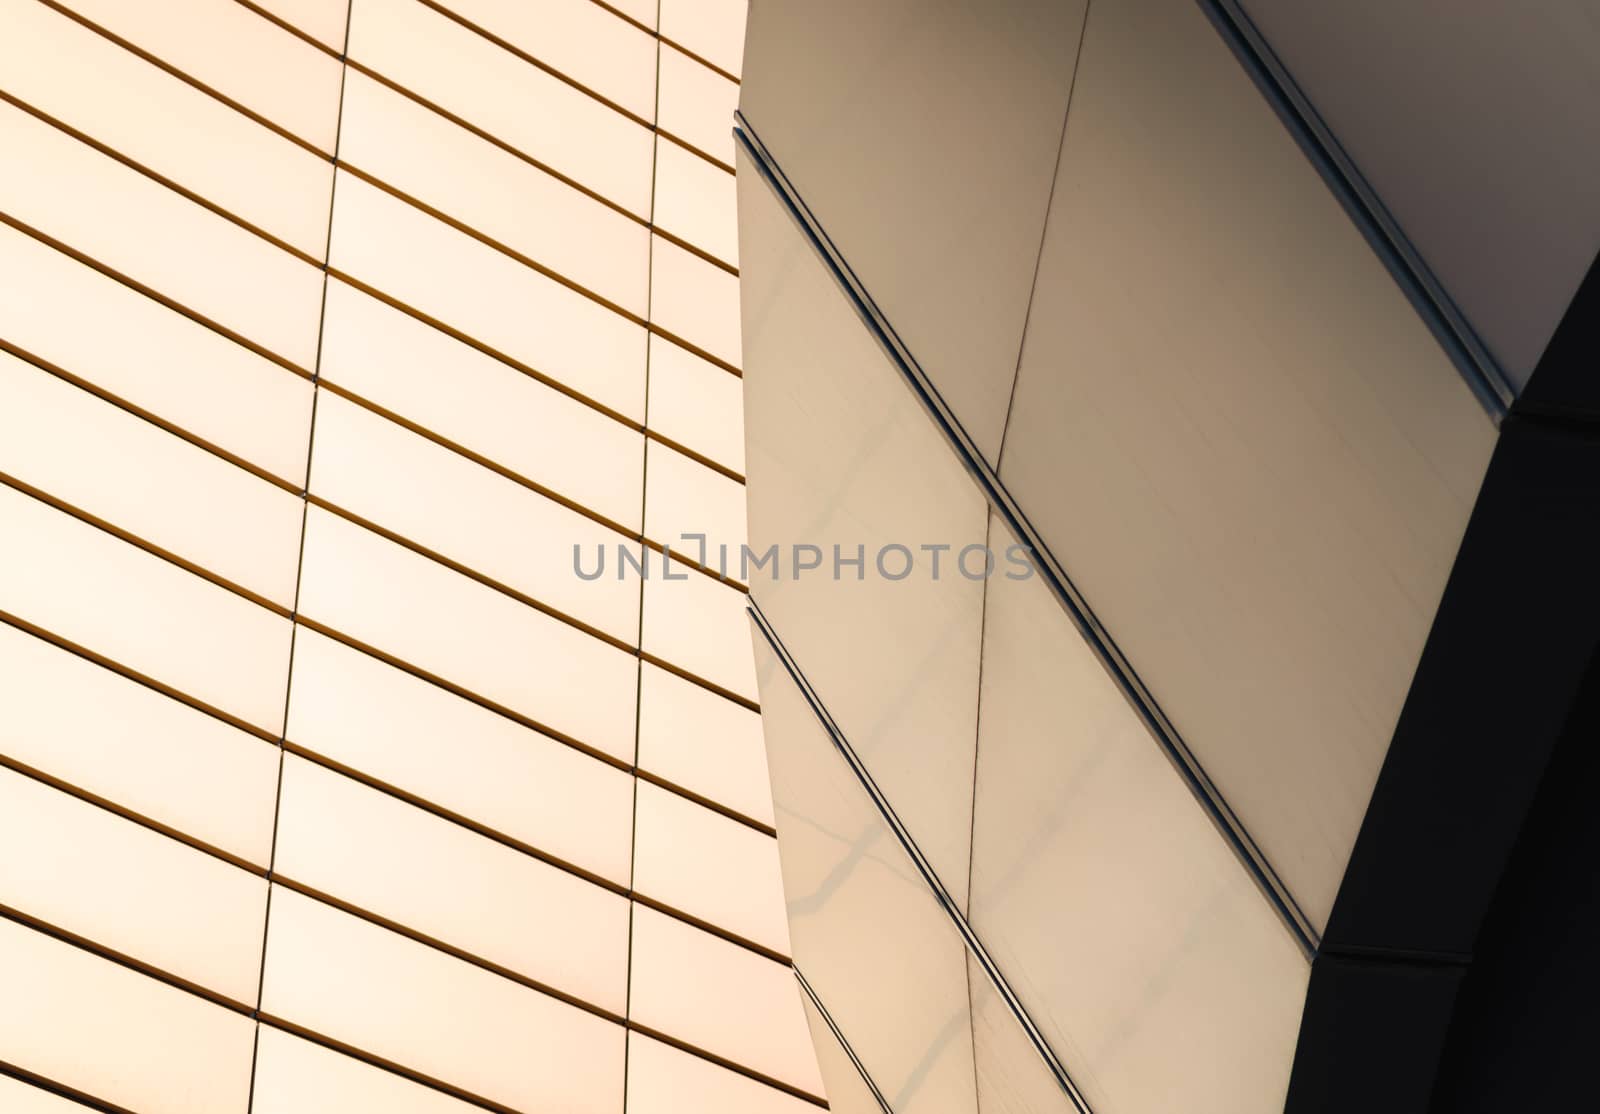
[0,1,828,1112]
[737,1,1600,1113]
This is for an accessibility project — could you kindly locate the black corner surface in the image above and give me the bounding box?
[1286,247,1600,1112]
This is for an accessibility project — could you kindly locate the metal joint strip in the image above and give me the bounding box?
[750,601,1094,1114]
[794,967,896,1114]
[1195,0,1514,420]
[733,112,1319,959]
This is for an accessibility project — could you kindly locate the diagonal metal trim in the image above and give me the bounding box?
[1195,0,1514,420]
[795,967,895,1114]
[733,112,1319,958]
[750,602,1094,1114]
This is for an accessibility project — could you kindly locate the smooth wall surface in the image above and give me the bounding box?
[1238,0,1600,389]
[739,0,1515,1110]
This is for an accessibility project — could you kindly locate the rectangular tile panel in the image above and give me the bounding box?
[0,222,314,484]
[336,70,648,313]
[0,0,333,256]
[328,170,645,419]
[273,754,630,1012]
[0,622,278,865]
[296,504,638,759]
[260,885,626,1112]
[629,904,822,1097]
[60,0,343,149]
[319,278,643,528]
[0,483,294,732]
[346,0,652,214]
[310,390,640,641]
[633,780,790,952]
[0,350,304,606]
[286,627,634,883]
[0,766,267,1002]
[0,98,324,368]
[0,916,256,1114]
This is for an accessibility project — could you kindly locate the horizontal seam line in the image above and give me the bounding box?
[0,898,815,1106]
[0,339,302,493]
[0,734,783,955]
[0,90,325,265]
[0,754,266,874]
[316,380,746,569]
[0,471,294,617]
[0,604,763,834]
[0,211,312,378]
[256,1012,523,1113]
[1,98,741,389]
[0,443,752,707]
[413,0,655,129]
[229,0,343,57]
[0,335,745,590]
[0,1060,133,1114]
[33,0,336,157]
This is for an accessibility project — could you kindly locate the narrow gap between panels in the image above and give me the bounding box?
[750,602,1094,1114]
[733,110,1319,959]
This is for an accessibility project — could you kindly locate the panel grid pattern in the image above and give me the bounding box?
[0,0,824,1110]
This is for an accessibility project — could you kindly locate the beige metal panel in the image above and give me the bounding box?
[347,0,654,215]
[658,43,737,165]
[629,904,823,1097]
[644,437,746,576]
[0,1073,98,1113]
[253,1026,481,1114]
[1000,0,1497,931]
[796,991,883,1114]
[0,0,333,257]
[287,627,635,884]
[626,1032,821,1114]
[0,483,294,732]
[0,99,324,369]
[637,660,773,827]
[633,780,790,953]
[969,519,1307,1114]
[966,951,1079,1114]
[646,334,745,476]
[1241,0,1600,388]
[336,69,650,314]
[0,622,278,865]
[738,0,1089,464]
[260,885,626,1113]
[0,350,304,606]
[660,0,747,78]
[0,916,257,1114]
[753,634,976,1114]
[0,222,314,486]
[328,170,646,421]
[651,233,742,368]
[296,505,639,760]
[319,279,643,530]
[640,552,759,701]
[273,755,631,1012]
[58,0,343,150]
[309,390,641,642]
[437,0,658,120]
[0,766,267,1002]
[739,146,987,908]
[654,138,739,266]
